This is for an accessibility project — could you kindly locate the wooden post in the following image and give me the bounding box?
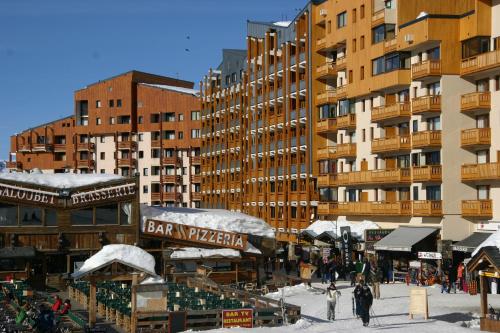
[66,255,71,274]
[131,274,138,333]
[89,278,97,328]
[480,273,488,318]
[235,263,239,285]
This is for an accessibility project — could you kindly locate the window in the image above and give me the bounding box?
[117,99,122,107]
[20,206,42,226]
[428,82,441,95]
[428,47,440,60]
[370,127,374,140]
[191,129,200,138]
[139,151,144,159]
[137,101,143,108]
[178,131,184,139]
[225,75,230,85]
[95,204,118,225]
[163,112,175,122]
[182,185,187,193]
[372,24,395,44]
[178,113,184,121]
[109,117,115,125]
[385,0,393,8]
[231,72,237,82]
[327,20,332,33]
[99,169,105,174]
[362,129,366,142]
[96,100,101,108]
[191,111,200,120]
[99,136,105,143]
[352,39,357,52]
[109,100,114,108]
[360,36,365,49]
[352,8,357,23]
[426,186,441,201]
[138,116,143,124]
[100,152,105,160]
[348,70,353,83]
[360,66,365,80]
[360,4,365,18]
[462,36,490,58]
[428,117,441,131]
[96,117,101,125]
[70,208,93,225]
[143,168,148,176]
[477,185,490,200]
[372,52,410,75]
[143,185,149,194]
[138,133,143,142]
[412,120,418,132]
[337,11,347,28]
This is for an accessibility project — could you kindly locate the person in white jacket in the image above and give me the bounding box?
[325,282,341,321]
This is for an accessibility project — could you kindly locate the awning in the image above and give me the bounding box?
[316,231,338,243]
[452,232,493,253]
[299,230,318,242]
[374,227,438,252]
[0,246,37,259]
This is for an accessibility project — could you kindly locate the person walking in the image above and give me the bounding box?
[325,282,341,321]
[457,262,465,291]
[372,264,382,300]
[329,258,337,283]
[355,279,373,327]
[448,263,458,293]
[362,258,371,284]
[320,258,328,284]
[349,261,357,286]
[382,258,390,284]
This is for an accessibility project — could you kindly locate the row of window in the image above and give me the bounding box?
[96,99,122,108]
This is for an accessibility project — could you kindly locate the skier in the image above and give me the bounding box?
[354,279,373,327]
[325,282,341,321]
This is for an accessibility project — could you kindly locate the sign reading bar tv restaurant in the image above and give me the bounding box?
[222,309,253,328]
[143,219,248,251]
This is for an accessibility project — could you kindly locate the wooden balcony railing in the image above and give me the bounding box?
[371,102,411,122]
[162,192,182,202]
[317,202,338,215]
[162,156,181,165]
[77,143,95,151]
[317,146,337,160]
[117,141,137,150]
[336,57,347,70]
[372,135,410,154]
[462,200,493,218]
[317,118,337,134]
[336,114,356,129]
[461,49,500,76]
[336,85,348,99]
[412,200,443,216]
[371,8,385,27]
[117,159,136,167]
[461,128,491,147]
[412,131,441,148]
[161,175,181,183]
[151,140,162,148]
[337,168,411,186]
[53,144,67,152]
[6,161,22,169]
[317,174,338,187]
[190,156,201,165]
[336,143,356,158]
[316,62,337,79]
[316,89,337,105]
[337,201,412,216]
[190,174,202,183]
[460,92,491,113]
[412,95,441,114]
[32,143,54,152]
[76,159,94,168]
[192,192,202,201]
[412,165,442,182]
[316,37,327,50]
[462,163,500,181]
[411,60,441,80]
[151,193,161,201]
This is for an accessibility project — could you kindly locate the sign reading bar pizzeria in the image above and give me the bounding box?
[143,219,248,251]
[222,309,253,328]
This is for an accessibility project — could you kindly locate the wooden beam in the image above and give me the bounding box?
[89,278,97,328]
[480,274,488,318]
[131,274,138,333]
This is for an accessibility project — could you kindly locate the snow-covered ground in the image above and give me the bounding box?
[193,281,500,332]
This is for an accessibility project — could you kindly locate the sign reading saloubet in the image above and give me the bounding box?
[143,219,248,251]
[0,183,58,206]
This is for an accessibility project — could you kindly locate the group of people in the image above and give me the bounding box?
[15,295,71,332]
[440,262,467,293]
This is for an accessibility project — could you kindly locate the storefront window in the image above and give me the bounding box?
[20,206,42,226]
[45,209,57,226]
[95,204,118,225]
[70,208,93,225]
[120,203,132,225]
[0,203,17,226]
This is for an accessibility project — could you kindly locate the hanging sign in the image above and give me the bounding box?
[222,309,254,328]
[0,183,58,206]
[70,183,136,205]
[418,252,442,260]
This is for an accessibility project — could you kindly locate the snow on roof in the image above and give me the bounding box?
[417,11,428,19]
[305,219,380,240]
[169,247,241,260]
[472,230,500,257]
[140,275,165,285]
[0,172,124,189]
[72,244,156,279]
[273,21,292,27]
[140,83,199,96]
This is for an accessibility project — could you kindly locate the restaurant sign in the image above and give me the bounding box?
[0,182,59,206]
[222,309,253,328]
[70,183,136,205]
[365,229,394,252]
[143,219,248,251]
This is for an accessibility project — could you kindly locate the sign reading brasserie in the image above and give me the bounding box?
[0,183,58,206]
[71,183,136,205]
[143,219,248,251]
[222,309,253,328]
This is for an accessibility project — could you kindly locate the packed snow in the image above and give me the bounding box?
[72,244,156,279]
[305,219,380,240]
[472,229,500,257]
[141,205,275,238]
[273,21,292,27]
[195,280,500,332]
[140,83,199,96]
[169,247,241,259]
[0,172,124,189]
[140,275,165,285]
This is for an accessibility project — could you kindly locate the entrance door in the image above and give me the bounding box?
[385,158,396,170]
[360,192,369,202]
[361,159,368,171]
[385,190,397,202]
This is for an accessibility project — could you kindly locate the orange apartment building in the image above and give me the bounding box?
[8,71,202,207]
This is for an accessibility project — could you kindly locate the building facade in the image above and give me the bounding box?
[8,71,202,208]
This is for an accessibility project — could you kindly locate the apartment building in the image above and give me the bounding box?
[8,71,202,207]
[313,0,499,242]
[201,7,318,242]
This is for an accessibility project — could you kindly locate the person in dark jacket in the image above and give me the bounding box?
[381,258,391,284]
[36,304,55,332]
[329,259,337,283]
[354,279,373,326]
[349,261,357,286]
[362,258,371,284]
[448,264,458,293]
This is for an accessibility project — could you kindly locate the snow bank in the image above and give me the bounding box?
[73,244,156,278]
[265,283,310,300]
[140,83,199,96]
[140,275,165,285]
[141,205,274,238]
[472,230,500,257]
[273,21,292,27]
[305,219,379,240]
[0,172,124,189]
[170,247,241,259]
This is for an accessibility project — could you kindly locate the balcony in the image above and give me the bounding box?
[461,49,500,77]
[412,165,442,182]
[162,156,181,165]
[337,168,411,186]
[77,143,95,151]
[412,131,441,149]
[372,135,411,154]
[32,143,54,152]
[316,89,337,105]
[371,69,411,92]
[460,92,491,114]
[162,192,182,202]
[53,144,67,152]
[337,201,412,216]
[192,192,202,201]
[461,128,491,148]
[191,156,201,165]
[316,37,327,51]
[6,161,22,169]
[371,102,410,123]
[161,175,181,183]
[190,174,201,183]
[77,159,94,168]
[316,62,337,80]
[318,202,338,215]
[317,146,337,160]
[462,200,493,218]
[18,145,31,152]
[336,114,356,130]
[317,118,337,134]
[411,60,441,81]
[336,143,356,159]
[384,38,397,53]
[117,159,136,167]
[412,95,441,115]
[336,57,347,71]
[151,140,161,148]
[336,85,348,99]
[412,200,443,217]
[462,163,500,181]
[317,174,338,187]
[151,193,161,202]
[118,141,137,150]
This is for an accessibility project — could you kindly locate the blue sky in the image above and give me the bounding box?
[0,0,307,160]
